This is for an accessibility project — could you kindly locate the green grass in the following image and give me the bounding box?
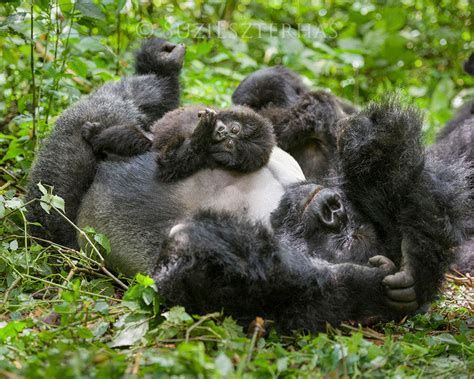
[1,1,473,377]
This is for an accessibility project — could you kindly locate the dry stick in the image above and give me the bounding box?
[131,352,142,376]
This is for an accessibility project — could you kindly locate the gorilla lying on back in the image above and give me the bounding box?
[232,66,356,180]
[235,62,474,276]
[82,105,275,181]
[76,98,470,331]
[26,38,185,248]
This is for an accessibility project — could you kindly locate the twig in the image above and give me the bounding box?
[30,3,37,141]
[35,41,90,89]
[339,323,386,340]
[49,204,129,291]
[2,277,21,304]
[185,312,221,343]
[115,8,121,75]
[21,273,117,301]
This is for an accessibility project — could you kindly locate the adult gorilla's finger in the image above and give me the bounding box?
[386,287,417,302]
[383,271,415,288]
[386,299,419,313]
[369,255,396,273]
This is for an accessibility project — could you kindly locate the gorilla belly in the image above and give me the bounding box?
[177,147,305,225]
[77,147,305,275]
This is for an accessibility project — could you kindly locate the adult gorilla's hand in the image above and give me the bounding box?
[381,239,419,313]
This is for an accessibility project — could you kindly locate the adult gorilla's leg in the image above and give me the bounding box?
[337,98,471,305]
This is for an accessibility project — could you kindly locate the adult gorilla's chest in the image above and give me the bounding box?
[177,147,305,225]
[77,147,305,275]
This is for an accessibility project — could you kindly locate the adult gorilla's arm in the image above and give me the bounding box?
[152,210,406,332]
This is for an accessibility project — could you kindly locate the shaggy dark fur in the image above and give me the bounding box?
[150,99,470,331]
[429,52,474,274]
[68,99,469,331]
[232,66,357,180]
[151,105,275,181]
[25,38,185,248]
[82,105,275,181]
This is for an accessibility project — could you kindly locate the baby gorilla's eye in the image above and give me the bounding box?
[230,122,241,135]
[225,139,235,150]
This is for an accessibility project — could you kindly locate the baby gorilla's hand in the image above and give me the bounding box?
[191,108,218,147]
[81,121,104,143]
[81,121,106,155]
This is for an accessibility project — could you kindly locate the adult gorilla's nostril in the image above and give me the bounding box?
[314,189,346,230]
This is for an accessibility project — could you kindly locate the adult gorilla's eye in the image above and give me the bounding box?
[225,139,235,149]
[230,123,241,135]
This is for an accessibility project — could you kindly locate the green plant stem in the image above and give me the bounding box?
[30,3,37,142]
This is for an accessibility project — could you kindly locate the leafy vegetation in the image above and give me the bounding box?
[0,1,473,377]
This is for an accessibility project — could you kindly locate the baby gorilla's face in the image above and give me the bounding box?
[209,106,276,172]
[271,182,381,264]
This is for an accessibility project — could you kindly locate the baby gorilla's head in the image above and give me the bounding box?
[209,106,276,172]
[271,182,381,265]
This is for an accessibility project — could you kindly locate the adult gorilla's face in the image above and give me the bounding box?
[271,182,380,265]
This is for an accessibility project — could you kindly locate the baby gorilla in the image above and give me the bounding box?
[152,106,275,181]
[82,105,275,181]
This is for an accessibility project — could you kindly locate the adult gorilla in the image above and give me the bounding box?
[233,63,474,276]
[26,40,470,331]
[76,99,470,332]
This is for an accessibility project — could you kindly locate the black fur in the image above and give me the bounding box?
[25,38,185,247]
[151,105,275,181]
[429,53,474,274]
[233,66,357,180]
[150,99,470,331]
[70,99,469,331]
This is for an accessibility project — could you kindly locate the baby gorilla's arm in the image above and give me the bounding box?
[155,108,216,181]
[81,122,152,158]
[155,107,274,181]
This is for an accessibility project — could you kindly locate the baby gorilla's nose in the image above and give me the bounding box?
[213,121,228,141]
[313,189,347,230]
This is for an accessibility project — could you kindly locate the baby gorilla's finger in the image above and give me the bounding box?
[197,108,217,127]
[368,255,396,274]
[386,286,416,302]
[382,270,415,289]
[386,299,419,314]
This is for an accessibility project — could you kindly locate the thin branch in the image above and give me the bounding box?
[30,2,37,141]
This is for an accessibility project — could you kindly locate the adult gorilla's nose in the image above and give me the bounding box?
[313,189,347,230]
